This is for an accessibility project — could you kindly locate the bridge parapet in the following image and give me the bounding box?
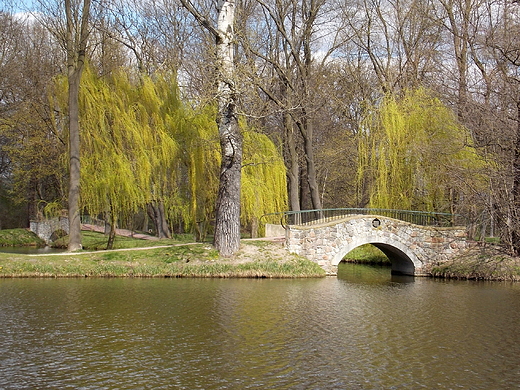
[286,214,467,276]
[278,208,464,228]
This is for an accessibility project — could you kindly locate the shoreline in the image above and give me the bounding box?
[426,244,520,282]
[1,239,519,281]
[0,240,326,279]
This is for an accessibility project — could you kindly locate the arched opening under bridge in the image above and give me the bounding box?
[284,213,468,276]
[332,236,423,276]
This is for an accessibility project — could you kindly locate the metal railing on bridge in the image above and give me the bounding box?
[262,208,465,228]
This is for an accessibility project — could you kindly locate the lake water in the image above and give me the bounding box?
[1,263,519,389]
[0,246,67,255]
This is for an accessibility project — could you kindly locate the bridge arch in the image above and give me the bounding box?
[29,217,69,245]
[333,235,425,276]
[284,212,468,276]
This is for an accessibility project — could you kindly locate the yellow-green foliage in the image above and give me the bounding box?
[241,126,288,228]
[170,104,221,239]
[54,66,287,237]
[358,88,486,212]
[78,68,179,225]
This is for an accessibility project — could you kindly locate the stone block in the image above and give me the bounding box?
[286,213,468,276]
[265,224,285,237]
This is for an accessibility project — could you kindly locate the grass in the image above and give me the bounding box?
[429,244,520,281]
[0,249,324,278]
[53,230,197,250]
[0,228,46,247]
[0,230,325,278]
[343,244,391,264]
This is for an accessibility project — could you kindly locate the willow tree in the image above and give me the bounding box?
[179,0,242,256]
[241,127,288,237]
[71,67,178,248]
[171,105,221,242]
[136,73,181,238]
[357,88,486,214]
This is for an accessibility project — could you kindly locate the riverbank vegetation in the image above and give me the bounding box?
[0,229,46,247]
[429,245,520,282]
[2,1,520,262]
[0,232,325,278]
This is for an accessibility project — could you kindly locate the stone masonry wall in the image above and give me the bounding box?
[286,215,467,275]
[30,217,69,244]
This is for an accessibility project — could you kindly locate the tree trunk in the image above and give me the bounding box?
[297,117,322,211]
[67,71,82,251]
[178,0,241,256]
[106,218,116,250]
[147,201,171,239]
[285,113,300,213]
[213,0,242,257]
[303,133,322,210]
[512,99,520,255]
[65,0,90,252]
[251,217,259,239]
[213,118,242,255]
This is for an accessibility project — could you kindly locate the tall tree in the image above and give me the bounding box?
[484,0,520,253]
[33,0,93,249]
[178,0,242,256]
[242,0,345,211]
[358,88,487,214]
[65,0,91,251]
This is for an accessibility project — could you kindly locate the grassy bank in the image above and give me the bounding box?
[4,229,520,281]
[343,244,391,265]
[0,235,325,278]
[0,229,46,247]
[429,244,520,281]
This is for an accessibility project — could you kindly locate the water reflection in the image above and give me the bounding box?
[0,246,67,254]
[337,262,415,284]
[0,268,519,389]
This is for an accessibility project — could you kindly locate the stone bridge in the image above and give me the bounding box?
[30,217,69,244]
[284,212,468,276]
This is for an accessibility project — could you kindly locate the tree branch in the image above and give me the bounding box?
[178,0,220,39]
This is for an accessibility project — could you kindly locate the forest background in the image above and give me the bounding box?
[1,0,519,255]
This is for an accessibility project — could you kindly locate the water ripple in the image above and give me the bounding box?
[1,273,520,389]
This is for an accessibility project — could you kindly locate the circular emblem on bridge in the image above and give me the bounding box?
[372,218,381,228]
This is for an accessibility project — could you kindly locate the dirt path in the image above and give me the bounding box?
[28,236,286,257]
[81,224,159,240]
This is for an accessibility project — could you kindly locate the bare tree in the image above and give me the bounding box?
[178,0,242,256]
[340,0,444,93]
[241,0,348,211]
[486,0,520,253]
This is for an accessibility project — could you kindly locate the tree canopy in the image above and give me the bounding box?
[357,88,488,214]
[2,0,520,253]
[52,65,288,247]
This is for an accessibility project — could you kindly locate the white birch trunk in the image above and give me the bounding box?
[213,0,242,256]
[177,0,242,256]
